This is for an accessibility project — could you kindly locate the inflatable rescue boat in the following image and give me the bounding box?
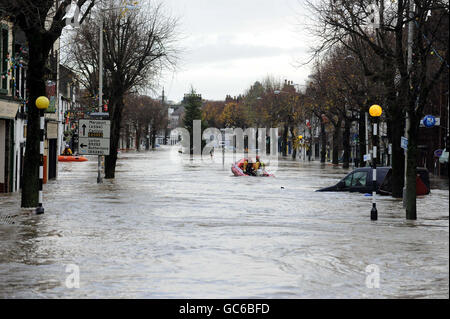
[58,155,88,162]
[231,158,274,177]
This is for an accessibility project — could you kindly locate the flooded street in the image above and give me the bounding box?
[0,146,448,298]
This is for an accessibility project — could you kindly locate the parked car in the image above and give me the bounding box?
[316,166,430,196]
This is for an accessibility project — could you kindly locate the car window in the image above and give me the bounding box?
[351,171,367,187]
[343,173,353,187]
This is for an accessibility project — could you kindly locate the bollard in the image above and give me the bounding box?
[369,105,382,221]
[36,109,45,215]
[371,119,378,221]
[35,96,49,215]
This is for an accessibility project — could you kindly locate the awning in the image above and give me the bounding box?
[0,99,20,120]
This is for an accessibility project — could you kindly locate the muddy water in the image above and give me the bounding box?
[0,146,448,298]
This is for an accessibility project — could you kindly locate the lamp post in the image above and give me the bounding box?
[35,96,49,215]
[369,104,382,221]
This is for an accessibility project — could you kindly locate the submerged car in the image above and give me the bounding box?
[316,166,430,196]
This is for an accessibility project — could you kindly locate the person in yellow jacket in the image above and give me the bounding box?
[62,145,73,156]
[253,157,265,175]
[243,159,249,172]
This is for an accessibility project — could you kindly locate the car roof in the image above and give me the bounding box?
[353,167,391,172]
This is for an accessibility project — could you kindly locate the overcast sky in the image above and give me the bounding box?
[157,0,317,103]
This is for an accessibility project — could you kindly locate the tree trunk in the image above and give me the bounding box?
[290,126,297,159]
[125,125,131,149]
[406,112,419,219]
[343,119,351,169]
[145,126,150,150]
[151,129,157,149]
[390,109,405,198]
[332,121,341,165]
[281,125,288,156]
[358,109,366,167]
[21,35,48,208]
[320,122,326,163]
[135,124,141,151]
[105,93,124,179]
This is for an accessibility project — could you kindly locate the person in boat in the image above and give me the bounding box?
[62,145,73,156]
[253,156,265,174]
[242,159,249,172]
[245,159,256,176]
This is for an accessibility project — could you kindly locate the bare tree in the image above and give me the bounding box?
[307,0,449,218]
[0,0,96,207]
[66,0,178,178]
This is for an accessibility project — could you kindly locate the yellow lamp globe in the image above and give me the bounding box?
[36,96,50,110]
[369,104,382,117]
[298,135,303,140]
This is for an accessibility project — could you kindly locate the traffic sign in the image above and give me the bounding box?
[434,149,443,158]
[401,136,408,150]
[79,137,110,155]
[78,119,110,155]
[423,115,436,128]
[420,116,440,127]
[79,119,110,138]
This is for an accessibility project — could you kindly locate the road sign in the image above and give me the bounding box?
[420,116,440,127]
[401,136,408,150]
[423,115,436,128]
[78,119,110,155]
[79,137,110,155]
[79,119,110,138]
[434,149,443,158]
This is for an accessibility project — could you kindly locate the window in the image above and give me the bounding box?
[343,171,368,187]
[343,173,353,187]
[351,171,367,187]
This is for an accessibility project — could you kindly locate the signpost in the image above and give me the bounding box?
[78,119,111,156]
[78,119,111,183]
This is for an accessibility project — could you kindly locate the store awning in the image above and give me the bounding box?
[0,99,20,120]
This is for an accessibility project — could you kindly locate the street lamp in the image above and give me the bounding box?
[369,104,382,221]
[35,96,49,215]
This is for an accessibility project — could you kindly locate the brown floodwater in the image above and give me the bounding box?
[0,146,448,298]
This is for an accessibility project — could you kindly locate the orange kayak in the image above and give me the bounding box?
[58,155,88,162]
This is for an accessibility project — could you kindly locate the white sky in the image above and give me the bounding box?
[157,0,317,103]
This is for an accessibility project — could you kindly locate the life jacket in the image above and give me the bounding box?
[243,160,248,171]
[253,162,260,170]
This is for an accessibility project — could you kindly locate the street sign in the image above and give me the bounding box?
[401,136,408,150]
[79,119,110,139]
[364,154,371,162]
[420,116,440,127]
[423,115,437,128]
[79,137,110,155]
[78,119,110,155]
[434,149,443,158]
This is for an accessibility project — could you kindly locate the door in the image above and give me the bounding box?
[48,139,57,180]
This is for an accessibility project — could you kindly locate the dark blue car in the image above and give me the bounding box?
[316,167,430,195]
